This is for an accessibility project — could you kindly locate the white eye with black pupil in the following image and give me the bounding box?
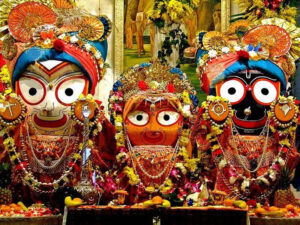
[157,111,180,126]
[220,79,245,104]
[56,78,86,105]
[127,111,149,126]
[18,76,45,105]
[252,80,278,105]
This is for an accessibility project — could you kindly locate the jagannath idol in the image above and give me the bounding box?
[104,60,203,206]
[0,0,115,205]
[192,18,300,204]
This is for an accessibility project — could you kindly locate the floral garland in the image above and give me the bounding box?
[69,93,104,136]
[201,96,299,200]
[108,62,201,203]
[196,18,300,93]
[0,93,103,193]
[0,64,12,95]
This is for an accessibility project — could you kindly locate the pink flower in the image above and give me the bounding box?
[114,103,123,112]
[170,168,179,178]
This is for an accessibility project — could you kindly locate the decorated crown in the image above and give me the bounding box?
[109,60,199,121]
[0,0,112,95]
[196,18,300,94]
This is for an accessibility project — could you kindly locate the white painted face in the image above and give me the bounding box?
[16,60,89,130]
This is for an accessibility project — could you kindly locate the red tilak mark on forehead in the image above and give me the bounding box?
[37,61,71,76]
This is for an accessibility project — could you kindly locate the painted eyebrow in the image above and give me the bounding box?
[21,71,84,85]
[226,75,247,84]
[226,75,278,85]
[249,76,278,85]
[54,72,85,84]
[22,72,48,84]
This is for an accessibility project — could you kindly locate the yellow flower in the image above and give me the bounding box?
[182,91,191,104]
[73,153,82,160]
[124,166,140,185]
[88,139,94,147]
[116,132,125,147]
[279,139,290,147]
[78,94,85,100]
[181,129,190,137]
[183,5,193,17]
[4,88,12,95]
[179,136,189,147]
[160,179,173,194]
[211,144,220,152]
[145,186,155,193]
[191,0,201,7]
[86,94,94,101]
[3,137,15,147]
[179,146,189,159]
[10,153,20,162]
[184,158,199,173]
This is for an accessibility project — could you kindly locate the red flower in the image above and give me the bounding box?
[212,149,222,157]
[237,50,250,60]
[69,162,81,172]
[247,199,257,209]
[167,83,175,93]
[0,54,5,68]
[294,100,299,105]
[53,39,65,52]
[138,80,148,91]
[16,162,28,171]
[0,82,6,92]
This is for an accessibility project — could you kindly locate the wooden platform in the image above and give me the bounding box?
[250,216,300,225]
[66,206,248,225]
[0,215,63,225]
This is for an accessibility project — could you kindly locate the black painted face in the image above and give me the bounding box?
[216,70,280,135]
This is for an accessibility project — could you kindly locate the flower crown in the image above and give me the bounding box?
[0,0,112,94]
[112,60,198,105]
[109,60,199,123]
[196,18,299,93]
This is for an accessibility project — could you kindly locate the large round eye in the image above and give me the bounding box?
[157,110,180,126]
[56,77,87,105]
[219,79,246,104]
[18,76,46,105]
[127,111,149,126]
[252,79,278,105]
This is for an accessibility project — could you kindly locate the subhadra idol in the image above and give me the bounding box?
[0,1,115,205]
[192,18,300,204]
[106,60,202,206]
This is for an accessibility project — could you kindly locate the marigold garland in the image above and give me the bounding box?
[201,95,299,200]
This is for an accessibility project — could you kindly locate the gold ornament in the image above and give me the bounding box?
[79,16,105,41]
[202,31,229,51]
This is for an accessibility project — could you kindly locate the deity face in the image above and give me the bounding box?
[124,99,183,146]
[15,60,89,130]
[216,70,280,134]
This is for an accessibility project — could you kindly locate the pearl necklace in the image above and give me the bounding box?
[229,118,270,173]
[126,136,179,191]
[24,118,77,171]
[13,125,84,193]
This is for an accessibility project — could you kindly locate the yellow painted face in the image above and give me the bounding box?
[124,99,183,146]
[15,60,89,130]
